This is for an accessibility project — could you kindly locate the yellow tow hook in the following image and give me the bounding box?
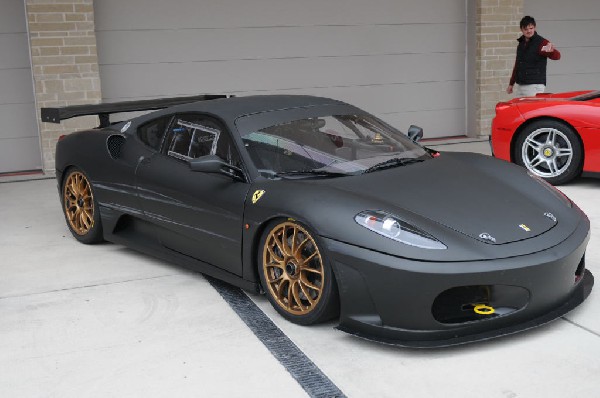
[473,304,495,315]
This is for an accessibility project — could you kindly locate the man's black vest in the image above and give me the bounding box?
[515,32,547,85]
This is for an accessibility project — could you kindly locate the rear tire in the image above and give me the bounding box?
[61,167,104,244]
[514,120,582,185]
[258,219,339,325]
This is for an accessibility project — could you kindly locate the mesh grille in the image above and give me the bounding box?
[107,135,126,159]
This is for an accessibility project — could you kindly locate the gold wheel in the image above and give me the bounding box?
[63,171,95,236]
[262,221,324,316]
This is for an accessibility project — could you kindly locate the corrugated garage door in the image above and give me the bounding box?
[94,0,466,139]
[0,2,41,174]
[524,0,600,92]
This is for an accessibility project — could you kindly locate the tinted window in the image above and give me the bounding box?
[137,116,171,150]
[242,114,429,177]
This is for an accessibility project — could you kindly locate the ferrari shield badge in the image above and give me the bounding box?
[252,190,265,204]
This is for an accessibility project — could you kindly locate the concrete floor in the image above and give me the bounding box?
[1,140,599,397]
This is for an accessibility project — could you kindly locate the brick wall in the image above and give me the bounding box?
[27,0,101,173]
[475,0,523,136]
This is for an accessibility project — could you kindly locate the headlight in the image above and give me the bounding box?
[355,210,446,250]
[527,171,572,208]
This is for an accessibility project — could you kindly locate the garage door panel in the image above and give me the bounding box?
[100,53,464,99]
[0,137,42,173]
[0,69,35,104]
[0,2,26,34]
[0,103,38,140]
[97,24,465,65]
[552,48,600,75]
[0,34,31,70]
[275,84,465,138]
[291,81,466,114]
[538,20,600,48]
[381,109,465,138]
[548,74,600,92]
[96,0,465,137]
[95,0,464,30]
[525,1,600,21]
[0,2,40,174]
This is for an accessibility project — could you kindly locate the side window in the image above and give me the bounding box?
[137,116,171,151]
[165,114,241,167]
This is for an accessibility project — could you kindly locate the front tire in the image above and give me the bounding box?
[514,120,583,185]
[61,167,104,244]
[258,219,339,325]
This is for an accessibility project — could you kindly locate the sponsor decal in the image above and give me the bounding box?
[120,121,132,133]
[479,232,496,243]
[544,212,557,222]
[519,224,531,232]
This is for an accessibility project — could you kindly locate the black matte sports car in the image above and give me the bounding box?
[43,94,593,347]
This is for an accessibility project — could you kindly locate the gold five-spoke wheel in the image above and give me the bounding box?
[262,221,325,316]
[63,171,95,236]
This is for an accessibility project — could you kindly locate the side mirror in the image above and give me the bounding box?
[407,125,423,142]
[189,154,244,181]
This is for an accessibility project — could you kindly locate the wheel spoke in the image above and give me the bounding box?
[290,280,303,309]
[556,147,572,157]
[301,250,318,265]
[295,237,310,257]
[291,226,298,254]
[548,159,559,176]
[297,280,315,306]
[273,233,287,257]
[267,245,283,262]
[529,155,545,168]
[525,137,543,152]
[276,280,288,302]
[300,273,320,292]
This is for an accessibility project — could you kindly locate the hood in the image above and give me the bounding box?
[323,153,558,245]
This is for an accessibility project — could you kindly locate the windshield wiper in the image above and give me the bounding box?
[275,169,348,179]
[363,157,424,174]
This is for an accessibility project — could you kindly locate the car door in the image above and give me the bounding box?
[135,113,250,276]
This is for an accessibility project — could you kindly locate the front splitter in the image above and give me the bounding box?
[336,269,594,348]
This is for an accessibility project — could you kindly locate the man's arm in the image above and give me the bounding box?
[507,60,517,94]
[539,39,561,60]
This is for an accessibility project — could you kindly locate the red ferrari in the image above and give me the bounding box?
[491,90,600,185]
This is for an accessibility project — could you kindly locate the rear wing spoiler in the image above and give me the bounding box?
[41,94,230,127]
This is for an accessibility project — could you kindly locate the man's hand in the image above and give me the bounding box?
[541,42,555,52]
[506,85,514,94]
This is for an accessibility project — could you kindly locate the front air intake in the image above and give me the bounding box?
[432,285,529,324]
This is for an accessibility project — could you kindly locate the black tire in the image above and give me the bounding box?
[258,219,339,325]
[514,120,583,185]
[61,167,104,244]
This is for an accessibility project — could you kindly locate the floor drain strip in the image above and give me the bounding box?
[207,276,346,398]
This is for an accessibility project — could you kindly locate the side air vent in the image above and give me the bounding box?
[107,134,126,159]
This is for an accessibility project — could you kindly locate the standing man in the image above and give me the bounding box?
[506,16,561,97]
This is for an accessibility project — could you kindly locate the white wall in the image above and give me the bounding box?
[94,0,466,138]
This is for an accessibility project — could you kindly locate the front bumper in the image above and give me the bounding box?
[324,219,593,347]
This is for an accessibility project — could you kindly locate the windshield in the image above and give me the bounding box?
[241,114,430,178]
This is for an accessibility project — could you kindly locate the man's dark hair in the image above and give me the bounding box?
[520,16,536,29]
